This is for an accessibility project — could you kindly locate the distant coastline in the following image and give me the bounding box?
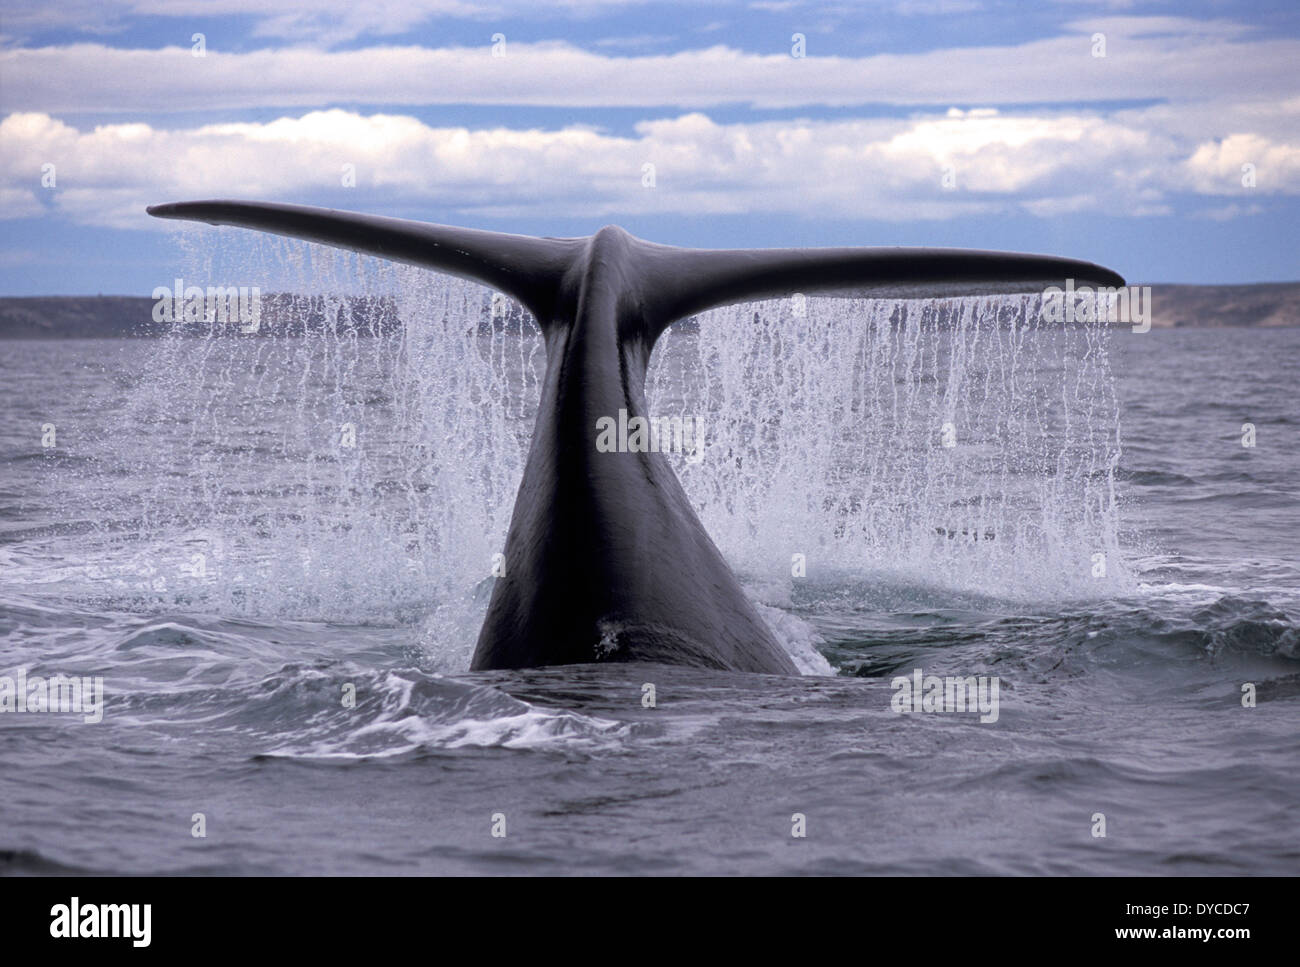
[2,282,1298,337]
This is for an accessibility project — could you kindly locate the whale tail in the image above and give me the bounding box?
[147,199,1125,674]
[146,200,582,325]
[633,242,1125,339]
[147,200,1124,336]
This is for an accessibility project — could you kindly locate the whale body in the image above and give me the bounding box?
[147,200,1124,673]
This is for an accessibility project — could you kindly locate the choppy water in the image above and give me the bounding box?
[1,253,1297,874]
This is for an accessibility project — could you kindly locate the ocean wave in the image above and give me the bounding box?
[255,669,637,759]
[95,657,640,758]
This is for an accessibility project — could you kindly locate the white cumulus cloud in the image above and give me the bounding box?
[3,101,1295,229]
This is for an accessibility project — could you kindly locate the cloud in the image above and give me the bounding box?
[893,0,982,14]
[0,0,663,46]
[1193,202,1264,221]
[3,101,1295,229]
[0,187,45,219]
[594,34,680,49]
[1181,133,1300,194]
[2,17,1297,113]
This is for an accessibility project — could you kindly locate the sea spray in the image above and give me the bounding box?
[59,233,1128,671]
[66,236,543,669]
[649,294,1127,602]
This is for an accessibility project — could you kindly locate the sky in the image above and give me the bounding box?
[0,0,1297,295]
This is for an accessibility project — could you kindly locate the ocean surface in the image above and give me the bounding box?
[1,271,1297,875]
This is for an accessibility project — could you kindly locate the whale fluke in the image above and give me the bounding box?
[148,200,1124,674]
[633,244,1125,338]
[147,200,580,323]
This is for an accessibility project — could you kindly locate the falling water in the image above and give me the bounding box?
[651,294,1128,605]
[56,234,1128,669]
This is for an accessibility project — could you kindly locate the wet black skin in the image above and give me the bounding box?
[147,201,1124,673]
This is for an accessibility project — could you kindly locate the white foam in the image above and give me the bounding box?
[753,601,836,676]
